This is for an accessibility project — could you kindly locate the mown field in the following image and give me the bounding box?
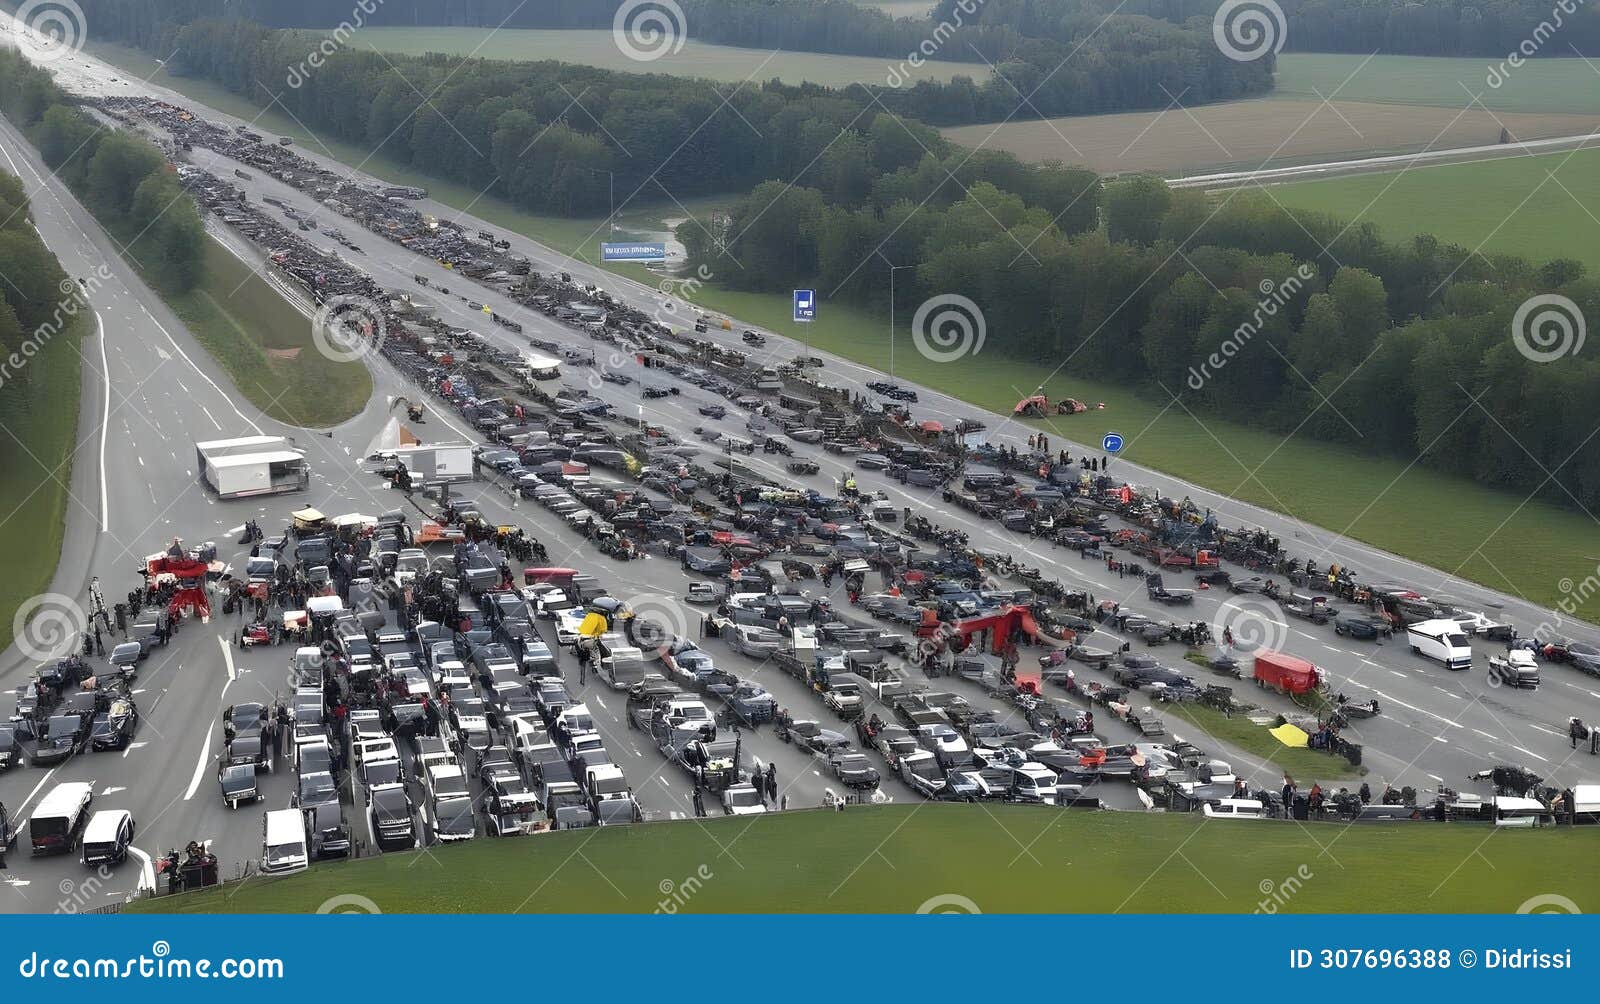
[135,804,1585,913]
[156,238,371,429]
[88,43,1600,617]
[1267,145,1600,271]
[333,26,988,87]
[1271,53,1600,116]
[941,99,1596,176]
[0,310,87,656]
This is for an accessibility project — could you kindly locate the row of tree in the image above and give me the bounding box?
[685,176,1600,508]
[74,0,1271,124]
[0,50,205,291]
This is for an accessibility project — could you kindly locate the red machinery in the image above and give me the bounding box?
[144,553,212,621]
[916,604,1060,655]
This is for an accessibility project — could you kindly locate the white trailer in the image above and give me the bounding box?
[195,435,295,471]
[520,350,562,380]
[388,443,475,483]
[203,451,311,499]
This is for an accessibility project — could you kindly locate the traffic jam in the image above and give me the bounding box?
[5,95,1597,900]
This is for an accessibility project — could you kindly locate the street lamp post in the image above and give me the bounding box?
[888,263,914,382]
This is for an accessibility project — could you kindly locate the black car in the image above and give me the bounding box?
[306,802,352,860]
[90,697,139,751]
[29,712,91,765]
[227,732,272,773]
[697,403,726,419]
[368,784,415,851]
[223,702,269,742]
[642,385,678,399]
[1334,614,1389,640]
[293,771,340,811]
[217,760,259,808]
[0,723,24,770]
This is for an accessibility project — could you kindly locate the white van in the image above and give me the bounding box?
[1406,618,1474,670]
[81,809,135,866]
[1493,796,1553,828]
[260,807,308,874]
[30,781,95,855]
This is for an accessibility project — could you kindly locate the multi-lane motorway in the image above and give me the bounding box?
[0,33,1594,912]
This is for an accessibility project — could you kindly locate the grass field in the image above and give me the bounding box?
[1266,145,1600,270]
[150,239,371,428]
[0,310,87,656]
[1167,702,1360,781]
[86,43,1600,617]
[133,804,1581,913]
[1272,53,1600,116]
[941,99,1596,176]
[334,27,989,87]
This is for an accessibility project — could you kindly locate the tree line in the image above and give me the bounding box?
[0,50,205,292]
[684,175,1600,509]
[72,0,1271,124]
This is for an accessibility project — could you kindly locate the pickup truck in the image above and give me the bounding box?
[583,764,642,825]
[899,750,982,801]
[822,681,865,721]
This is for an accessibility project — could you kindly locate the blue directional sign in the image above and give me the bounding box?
[793,289,816,323]
[600,242,667,262]
[1102,432,1125,454]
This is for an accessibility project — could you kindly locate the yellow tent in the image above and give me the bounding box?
[578,611,609,639]
[1269,722,1309,748]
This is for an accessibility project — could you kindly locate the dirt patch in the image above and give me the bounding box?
[266,347,302,360]
[941,100,1600,177]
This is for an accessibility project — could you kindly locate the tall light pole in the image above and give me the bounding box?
[888,263,914,382]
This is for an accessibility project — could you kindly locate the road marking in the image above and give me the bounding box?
[123,740,147,758]
[1512,745,1549,763]
[183,724,214,800]
[1388,670,1406,678]
[99,785,125,796]
[1473,729,1497,740]
[1322,645,1344,654]
[94,311,108,532]
[128,847,156,894]
[218,636,237,681]
[15,768,57,816]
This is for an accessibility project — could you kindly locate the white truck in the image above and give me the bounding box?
[386,443,475,483]
[1406,618,1474,671]
[195,436,309,498]
[583,764,642,825]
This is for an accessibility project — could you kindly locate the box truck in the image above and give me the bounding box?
[388,443,475,483]
[1406,618,1474,670]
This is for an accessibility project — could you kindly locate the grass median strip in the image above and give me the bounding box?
[1167,701,1361,781]
[133,803,1573,914]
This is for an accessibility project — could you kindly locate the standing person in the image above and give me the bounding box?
[1281,776,1295,819]
[765,763,777,804]
[692,785,706,818]
[93,624,105,657]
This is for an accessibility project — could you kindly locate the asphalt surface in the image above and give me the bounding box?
[0,34,1594,912]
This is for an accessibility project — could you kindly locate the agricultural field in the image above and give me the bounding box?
[334,26,988,87]
[1266,145,1600,271]
[941,99,1597,176]
[137,804,1582,914]
[1271,53,1600,116]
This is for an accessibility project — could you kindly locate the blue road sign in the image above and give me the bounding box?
[793,289,816,323]
[600,242,667,262]
[1102,432,1125,454]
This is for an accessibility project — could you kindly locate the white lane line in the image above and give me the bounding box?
[15,768,58,817]
[137,303,262,435]
[94,310,109,531]
[1388,670,1407,678]
[183,724,215,800]
[1512,745,1549,763]
[1473,728,1497,740]
[218,636,237,681]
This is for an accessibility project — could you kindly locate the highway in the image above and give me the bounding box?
[0,32,1593,912]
